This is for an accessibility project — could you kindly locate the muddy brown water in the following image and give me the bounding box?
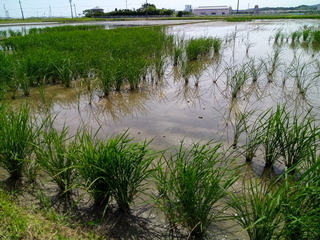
[12,19,319,154]
[2,19,320,239]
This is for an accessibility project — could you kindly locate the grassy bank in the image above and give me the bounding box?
[1,13,320,25]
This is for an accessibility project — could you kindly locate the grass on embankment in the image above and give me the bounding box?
[1,14,320,25]
[0,189,98,240]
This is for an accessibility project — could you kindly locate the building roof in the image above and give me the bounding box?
[194,6,230,10]
[91,6,104,10]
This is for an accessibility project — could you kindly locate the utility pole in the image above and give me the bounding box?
[237,0,239,13]
[49,5,52,18]
[19,0,25,20]
[146,0,148,19]
[69,0,73,18]
[125,0,127,9]
[74,4,77,18]
[3,5,10,19]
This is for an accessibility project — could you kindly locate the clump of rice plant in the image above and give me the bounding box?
[242,111,263,162]
[291,31,302,43]
[172,46,183,66]
[274,30,284,44]
[76,130,112,206]
[99,63,115,97]
[212,38,222,54]
[77,130,156,213]
[278,109,319,171]
[256,105,319,175]
[302,29,311,42]
[180,60,192,84]
[226,63,249,99]
[35,125,78,198]
[287,58,316,99]
[248,58,263,82]
[154,140,237,238]
[279,158,320,239]
[185,37,221,61]
[0,103,42,180]
[312,30,320,44]
[55,58,74,87]
[261,47,282,82]
[231,109,251,149]
[228,177,283,240]
[259,105,287,172]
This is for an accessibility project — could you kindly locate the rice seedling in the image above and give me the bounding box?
[277,159,320,239]
[231,109,252,149]
[103,133,156,214]
[99,63,115,97]
[291,31,302,43]
[191,60,207,87]
[302,29,311,42]
[248,58,263,82]
[8,72,20,100]
[0,103,42,180]
[228,177,283,240]
[77,130,156,213]
[35,125,79,198]
[242,111,263,162]
[274,30,284,44]
[0,30,8,38]
[212,38,223,55]
[172,46,183,66]
[154,140,237,237]
[207,55,223,83]
[55,58,74,87]
[259,105,287,173]
[125,58,148,90]
[261,47,282,82]
[152,54,167,82]
[287,59,317,101]
[75,130,112,206]
[180,60,192,84]
[278,109,319,171]
[312,30,320,44]
[8,29,23,37]
[226,63,249,99]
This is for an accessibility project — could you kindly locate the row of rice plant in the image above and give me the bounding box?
[233,105,319,176]
[0,102,238,238]
[0,102,319,238]
[274,26,320,46]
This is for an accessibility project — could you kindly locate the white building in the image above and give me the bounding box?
[193,6,232,15]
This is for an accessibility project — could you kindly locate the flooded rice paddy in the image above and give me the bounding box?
[1,18,320,239]
[10,19,319,153]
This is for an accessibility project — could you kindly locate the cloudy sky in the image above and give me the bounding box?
[1,0,319,18]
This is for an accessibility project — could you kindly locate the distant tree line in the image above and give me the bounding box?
[259,5,317,12]
[83,3,189,17]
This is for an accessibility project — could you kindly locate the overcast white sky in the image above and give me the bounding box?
[1,0,319,18]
